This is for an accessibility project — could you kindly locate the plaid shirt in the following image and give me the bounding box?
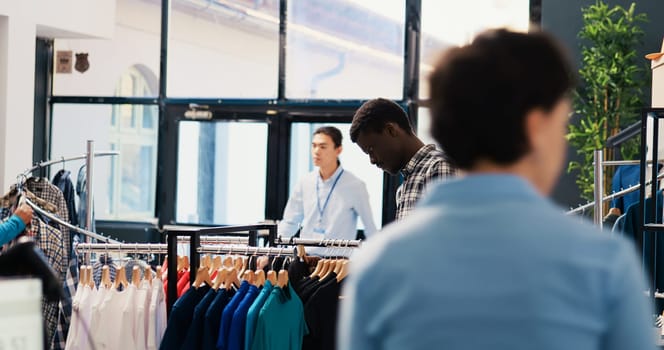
[395,144,457,221]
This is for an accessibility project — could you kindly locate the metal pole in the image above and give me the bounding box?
[85,141,95,265]
[593,150,603,228]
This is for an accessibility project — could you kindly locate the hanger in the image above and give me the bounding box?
[79,265,88,287]
[86,265,94,288]
[182,255,190,271]
[243,270,255,285]
[156,266,162,281]
[114,265,129,289]
[201,254,211,270]
[131,265,142,286]
[254,270,265,287]
[336,260,349,282]
[212,267,229,290]
[296,244,306,261]
[277,269,289,288]
[212,255,222,272]
[145,265,153,285]
[225,267,240,290]
[193,265,212,289]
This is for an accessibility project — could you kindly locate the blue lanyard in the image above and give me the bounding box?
[316,169,344,223]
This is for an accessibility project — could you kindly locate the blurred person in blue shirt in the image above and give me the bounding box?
[278,126,377,253]
[337,28,656,350]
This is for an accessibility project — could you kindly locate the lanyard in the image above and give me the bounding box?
[316,169,344,224]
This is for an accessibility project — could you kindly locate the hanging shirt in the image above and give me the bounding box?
[65,284,92,350]
[181,288,218,350]
[278,166,377,255]
[302,278,343,350]
[89,286,110,349]
[97,285,138,349]
[287,258,310,295]
[245,280,273,350]
[148,279,167,350]
[227,284,260,350]
[251,283,308,350]
[338,174,656,350]
[135,281,152,350]
[202,288,235,350]
[160,285,210,350]
[217,281,251,350]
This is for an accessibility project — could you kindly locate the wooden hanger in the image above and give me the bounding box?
[131,266,141,286]
[194,266,212,288]
[223,255,233,268]
[266,270,277,286]
[254,270,265,287]
[201,255,211,270]
[114,265,129,289]
[296,245,306,259]
[234,256,245,276]
[277,270,289,288]
[156,266,162,281]
[79,266,87,287]
[213,268,229,290]
[182,256,190,271]
[228,267,241,290]
[101,265,112,289]
[310,259,324,278]
[243,270,255,285]
[145,266,153,285]
[86,266,94,288]
[212,256,222,272]
[336,260,349,282]
[177,256,184,272]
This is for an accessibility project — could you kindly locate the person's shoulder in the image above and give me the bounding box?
[339,169,366,186]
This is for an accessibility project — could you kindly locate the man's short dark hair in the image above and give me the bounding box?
[314,126,343,148]
[350,98,414,143]
[429,29,575,170]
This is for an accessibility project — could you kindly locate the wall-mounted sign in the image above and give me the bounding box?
[55,51,72,74]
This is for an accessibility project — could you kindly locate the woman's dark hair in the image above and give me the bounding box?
[429,29,575,170]
[350,98,414,143]
[314,126,343,148]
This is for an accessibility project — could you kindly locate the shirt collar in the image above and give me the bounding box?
[401,144,436,178]
[318,164,344,183]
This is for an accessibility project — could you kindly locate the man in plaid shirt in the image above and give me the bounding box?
[350,98,457,221]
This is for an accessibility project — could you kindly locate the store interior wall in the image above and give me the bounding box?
[542,0,664,209]
[0,0,115,192]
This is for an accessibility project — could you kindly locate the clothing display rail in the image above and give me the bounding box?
[18,141,121,246]
[272,236,362,247]
[566,167,664,215]
[165,224,277,313]
[28,197,118,244]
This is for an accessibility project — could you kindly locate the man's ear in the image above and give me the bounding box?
[385,122,400,137]
[524,108,547,151]
[335,145,343,157]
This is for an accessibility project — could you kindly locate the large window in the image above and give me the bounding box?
[290,123,383,229]
[167,0,279,98]
[46,0,533,227]
[286,0,405,99]
[50,103,158,221]
[419,0,530,99]
[176,121,268,225]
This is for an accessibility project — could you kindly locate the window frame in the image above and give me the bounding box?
[35,0,539,232]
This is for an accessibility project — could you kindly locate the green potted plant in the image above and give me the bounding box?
[567,0,648,204]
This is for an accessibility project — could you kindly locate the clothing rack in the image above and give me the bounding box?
[272,236,362,248]
[18,142,121,248]
[566,165,664,216]
[165,223,278,314]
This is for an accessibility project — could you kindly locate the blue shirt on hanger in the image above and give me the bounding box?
[245,280,273,350]
[227,284,260,350]
[217,281,250,350]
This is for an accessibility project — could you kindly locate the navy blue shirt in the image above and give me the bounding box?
[202,287,235,350]
[227,285,259,350]
[159,285,210,350]
[180,287,217,349]
[217,281,250,350]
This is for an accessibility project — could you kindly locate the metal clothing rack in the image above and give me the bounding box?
[165,224,277,314]
[18,141,121,248]
[272,236,362,248]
